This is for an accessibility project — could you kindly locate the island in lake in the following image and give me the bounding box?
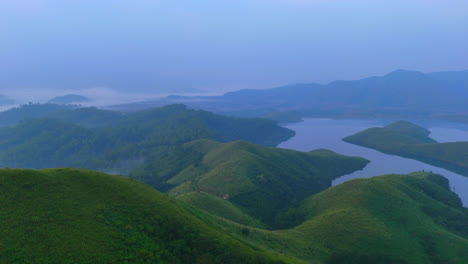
[343,120,468,177]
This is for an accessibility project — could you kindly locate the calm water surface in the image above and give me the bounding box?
[278,118,468,206]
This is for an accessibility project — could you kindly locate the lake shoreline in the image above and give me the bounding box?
[279,118,468,206]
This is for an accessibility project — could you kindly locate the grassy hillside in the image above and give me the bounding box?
[132,139,369,227]
[0,168,292,264]
[343,120,468,176]
[0,104,294,171]
[1,169,466,263]
[200,172,468,264]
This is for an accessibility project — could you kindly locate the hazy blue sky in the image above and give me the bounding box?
[1,0,468,96]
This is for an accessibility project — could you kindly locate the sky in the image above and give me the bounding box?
[1,0,468,103]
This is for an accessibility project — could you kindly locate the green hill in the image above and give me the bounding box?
[1,169,467,263]
[291,172,468,263]
[0,103,74,127]
[0,104,294,172]
[0,168,291,264]
[202,172,468,263]
[132,139,369,227]
[343,121,468,176]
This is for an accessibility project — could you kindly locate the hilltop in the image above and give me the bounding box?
[48,94,91,104]
[1,169,467,263]
[0,168,290,263]
[343,120,468,177]
[131,139,369,227]
[0,104,294,172]
[203,172,468,263]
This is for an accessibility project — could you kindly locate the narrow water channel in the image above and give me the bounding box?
[278,118,468,206]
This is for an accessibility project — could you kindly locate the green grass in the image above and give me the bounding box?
[177,191,266,228]
[134,139,369,227]
[0,168,290,264]
[195,172,468,264]
[343,120,468,176]
[1,168,467,263]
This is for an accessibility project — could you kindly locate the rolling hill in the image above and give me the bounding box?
[0,104,294,172]
[202,172,468,263]
[131,139,369,227]
[1,169,466,263]
[0,168,290,264]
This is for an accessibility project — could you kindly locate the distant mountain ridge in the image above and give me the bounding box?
[109,69,468,122]
[48,94,91,104]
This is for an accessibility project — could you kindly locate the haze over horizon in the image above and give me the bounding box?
[1,0,468,101]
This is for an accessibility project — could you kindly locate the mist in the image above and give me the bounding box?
[1,0,467,98]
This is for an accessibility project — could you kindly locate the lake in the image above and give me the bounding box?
[278,118,468,206]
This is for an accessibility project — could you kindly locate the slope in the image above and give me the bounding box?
[201,172,468,264]
[132,139,369,227]
[0,104,294,171]
[0,168,292,264]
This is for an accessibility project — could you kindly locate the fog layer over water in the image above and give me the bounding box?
[279,118,468,206]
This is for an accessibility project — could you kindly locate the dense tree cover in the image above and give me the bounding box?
[0,104,294,173]
[0,103,121,128]
[131,139,369,228]
[0,103,74,127]
[343,120,468,177]
[0,168,292,264]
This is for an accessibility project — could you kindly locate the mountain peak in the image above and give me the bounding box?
[384,69,425,78]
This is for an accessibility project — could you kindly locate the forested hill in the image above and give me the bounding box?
[343,120,468,177]
[131,139,369,228]
[0,103,75,127]
[0,104,294,172]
